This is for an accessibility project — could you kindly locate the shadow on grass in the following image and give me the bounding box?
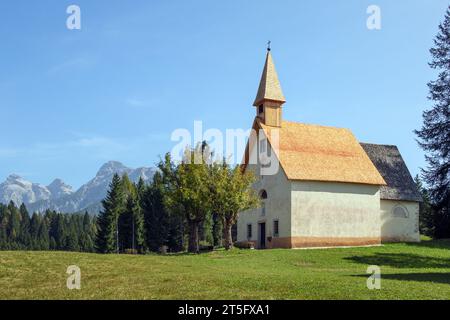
[351,272,450,285]
[405,239,450,250]
[344,253,450,269]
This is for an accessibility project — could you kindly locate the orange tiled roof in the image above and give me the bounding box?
[258,119,386,185]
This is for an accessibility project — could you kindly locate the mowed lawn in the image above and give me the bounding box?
[0,239,449,300]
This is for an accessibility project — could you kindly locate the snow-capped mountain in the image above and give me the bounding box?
[47,179,74,199]
[0,174,53,205]
[0,161,156,214]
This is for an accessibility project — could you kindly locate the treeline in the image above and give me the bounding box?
[95,143,259,254]
[0,144,258,254]
[94,172,183,254]
[0,202,96,251]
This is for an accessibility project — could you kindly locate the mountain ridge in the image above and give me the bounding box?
[0,161,156,214]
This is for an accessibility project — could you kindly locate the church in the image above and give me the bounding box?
[237,49,422,249]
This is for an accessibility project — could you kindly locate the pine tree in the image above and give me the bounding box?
[55,214,67,249]
[19,204,31,248]
[80,212,94,252]
[63,215,79,251]
[118,174,134,252]
[133,196,146,253]
[7,202,21,247]
[142,173,165,252]
[0,204,8,249]
[415,6,450,238]
[119,194,145,253]
[95,174,124,253]
[37,220,50,250]
[415,175,434,236]
[136,177,146,199]
[29,213,41,250]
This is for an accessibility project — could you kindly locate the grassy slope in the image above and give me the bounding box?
[0,239,449,300]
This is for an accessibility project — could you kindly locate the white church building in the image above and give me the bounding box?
[237,49,421,249]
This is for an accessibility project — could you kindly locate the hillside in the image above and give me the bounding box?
[0,239,449,300]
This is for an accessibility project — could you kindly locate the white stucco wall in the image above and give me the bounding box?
[291,181,381,240]
[380,200,420,242]
[237,126,385,248]
[237,134,291,247]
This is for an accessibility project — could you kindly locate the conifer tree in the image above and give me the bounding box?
[415,175,434,236]
[19,204,31,248]
[37,220,50,250]
[142,172,171,252]
[80,212,94,252]
[95,174,124,253]
[415,6,450,238]
[7,202,21,246]
[29,212,41,249]
[0,205,8,249]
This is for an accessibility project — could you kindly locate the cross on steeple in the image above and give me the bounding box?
[267,40,271,51]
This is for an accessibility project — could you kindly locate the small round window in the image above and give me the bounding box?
[393,205,409,218]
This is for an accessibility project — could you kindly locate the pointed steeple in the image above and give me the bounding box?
[253,50,286,107]
[253,47,285,127]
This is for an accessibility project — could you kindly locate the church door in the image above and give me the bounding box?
[259,222,266,249]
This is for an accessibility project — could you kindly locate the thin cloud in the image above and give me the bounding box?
[0,133,169,162]
[47,57,95,75]
[125,97,159,108]
[0,147,20,157]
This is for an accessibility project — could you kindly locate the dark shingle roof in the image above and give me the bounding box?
[360,143,422,202]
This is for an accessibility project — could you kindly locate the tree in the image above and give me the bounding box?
[415,175,434,236]
[211,212,223,247]
[54,214,67,249]
[211,162,259,250]
[117,174,146,253]
[95,174,125,253]
[0,205,9,249]
[142,171,185,253]
[119,193,145,253]
[29,213,41,249]
[80,212,95,252]
[19,204,31,248]
[415,7,450,238]
[158,146,212,254]
[37,220,50,250]
[7,202,21,246]
[0,203,97,252]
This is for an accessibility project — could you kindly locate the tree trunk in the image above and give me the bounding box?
[188,221,199,253]
[223,220,233,250]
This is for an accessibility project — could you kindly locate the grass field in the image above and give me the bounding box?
[0,239,449,300]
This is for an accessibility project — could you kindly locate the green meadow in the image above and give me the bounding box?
[0,239,449,300]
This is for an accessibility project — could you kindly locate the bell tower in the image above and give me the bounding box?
[253,46,286,127]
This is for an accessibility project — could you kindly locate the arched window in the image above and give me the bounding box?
[392,205,409,218]
[260,190,267,216]
[260,190,268,200]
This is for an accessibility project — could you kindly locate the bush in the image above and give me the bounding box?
[234,241,255,249]
[123,248,138,255]
[199,244,214,252]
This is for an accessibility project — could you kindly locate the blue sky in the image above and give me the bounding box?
[0,0,448,189]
